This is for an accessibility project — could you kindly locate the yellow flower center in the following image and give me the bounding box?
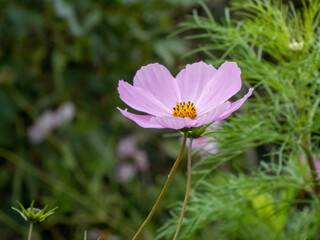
[172,101,197,119]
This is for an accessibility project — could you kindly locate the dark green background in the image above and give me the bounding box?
[0,0,229,239]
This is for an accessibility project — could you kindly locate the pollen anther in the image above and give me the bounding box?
[172,101,197,119]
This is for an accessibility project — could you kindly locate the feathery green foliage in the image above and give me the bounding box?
[158,0,320,239]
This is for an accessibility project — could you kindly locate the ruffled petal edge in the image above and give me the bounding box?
[215,88,254,121]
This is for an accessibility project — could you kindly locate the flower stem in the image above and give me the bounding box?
[28,222,33,240]
[132,132,188,240]
[173,137,193,240]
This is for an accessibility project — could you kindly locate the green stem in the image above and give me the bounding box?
[300,143,320,195]
[28,222,33,240]
[173,137,193,240]
[132,132,188,240]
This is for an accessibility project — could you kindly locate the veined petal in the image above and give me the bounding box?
[151,116,197,130]
[118,80,171,116]
[196,61,242,114]
[195,102,230,127]
[215,88,254,121]
[117,108,165,128]
[133,63,181,108]
[176,61,217,103]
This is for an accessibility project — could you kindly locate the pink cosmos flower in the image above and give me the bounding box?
[117,61,253,129]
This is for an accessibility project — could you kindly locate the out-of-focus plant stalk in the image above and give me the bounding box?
[173,137,193,240]
[300,143,320,196]
[132,132,188,240]
[28,222,33,240]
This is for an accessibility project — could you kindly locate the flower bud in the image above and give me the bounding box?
[12,200,58,223]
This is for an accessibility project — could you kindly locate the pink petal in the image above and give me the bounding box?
[118,108,165,128]
[176,61,217,103]
[196,61,242,114]
[215,88,254,121]
[195,102,230,127]
[151,116,197,130]
[133,63,181,108]
[118,80,171,116]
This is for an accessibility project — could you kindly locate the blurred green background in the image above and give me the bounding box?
[0,0,230,239]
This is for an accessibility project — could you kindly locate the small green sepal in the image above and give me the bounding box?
[187,122,213,139]
[11,200,58,223]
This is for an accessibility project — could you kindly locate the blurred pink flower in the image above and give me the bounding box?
[55,102,75,125]
[116,135,149,182]
[116,163,137,183]
[117,61,253,129]
[185,121,221,155]
[301,155,320,177]
[28,111,57,144]
[117,135,138,159]
[135,150,149,171]
[316,161,320,177]
[28,102,75,144]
